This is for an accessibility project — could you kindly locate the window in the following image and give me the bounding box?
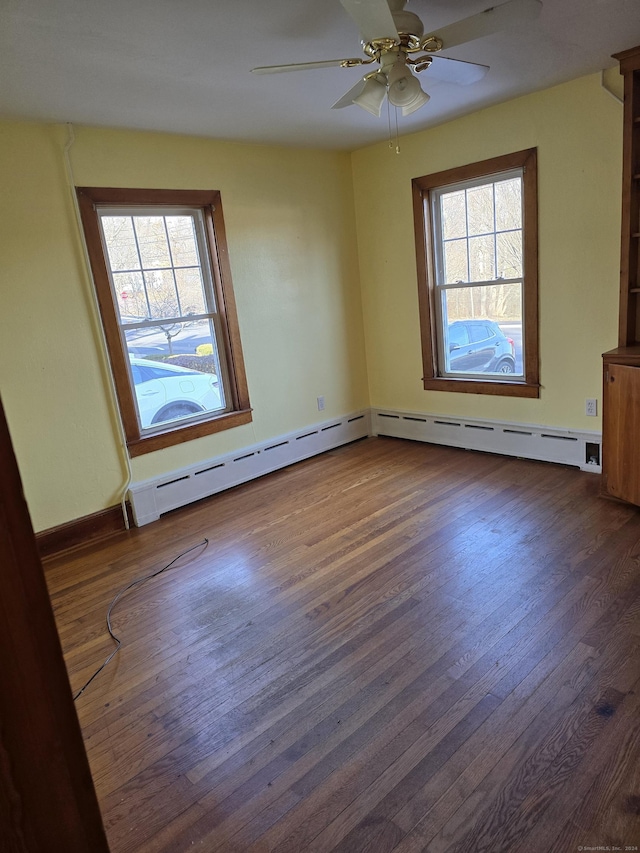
[412,149,539,397]
[77,188,251,456]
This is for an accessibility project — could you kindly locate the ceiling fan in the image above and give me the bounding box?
[251,0,542,117]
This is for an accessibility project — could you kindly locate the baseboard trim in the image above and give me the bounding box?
[129,409,371,526]
[371,407,602,474]
[37,504,129,560]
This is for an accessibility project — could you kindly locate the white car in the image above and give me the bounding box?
[129,357,222,429]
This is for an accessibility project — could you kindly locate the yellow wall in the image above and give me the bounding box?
[0,72,625,532]
[351,73,623,430]
[0,122,369,530]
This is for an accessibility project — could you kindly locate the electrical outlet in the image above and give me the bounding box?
[585,398,597,416]
[317,395,325,412]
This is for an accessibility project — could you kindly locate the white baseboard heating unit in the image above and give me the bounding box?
[129,410,371,526]
[128,406,601,527]
[372,407,602,476]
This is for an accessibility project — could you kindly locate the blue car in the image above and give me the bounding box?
[446,320,516,375]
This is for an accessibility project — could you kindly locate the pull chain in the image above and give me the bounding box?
[386,100,401,155]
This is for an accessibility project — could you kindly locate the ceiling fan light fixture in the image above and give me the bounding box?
[352,74,387,116]
[402,87,430,115]
[387,62,424,109]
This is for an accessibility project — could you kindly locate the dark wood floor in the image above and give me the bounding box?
[45,437,640,852]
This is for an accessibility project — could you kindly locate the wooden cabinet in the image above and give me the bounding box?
[603,349,640,504]
[602,46,640,505]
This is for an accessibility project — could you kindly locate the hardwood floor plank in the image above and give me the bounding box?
[388,641,598,845]
[517,673,640,852]
[421,633,640,853]
[313,693,502,853]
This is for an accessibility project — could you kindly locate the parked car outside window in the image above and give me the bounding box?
[129,357,222,429]
[445,319,516,375]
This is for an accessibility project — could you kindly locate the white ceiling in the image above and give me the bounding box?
[1,0,639,150]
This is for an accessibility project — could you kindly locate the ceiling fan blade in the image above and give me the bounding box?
[426,0,542,51]
[331,78,368,109]
[251,58,364,74]
[340,0,399,44]
[423,55,489,85]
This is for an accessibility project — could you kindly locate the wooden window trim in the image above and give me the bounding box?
[76,187,251,457]
[412,148,540,397]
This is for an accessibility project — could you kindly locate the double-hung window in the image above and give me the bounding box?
[413,149,539,397]
[77,188,251,456]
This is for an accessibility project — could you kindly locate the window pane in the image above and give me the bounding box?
[102,216,140,272]
[466,184,494,236]
[438,175,522,285]
[497,231,523,278]
[441,190,467,240]
[468,235,495,281]
[165,216,200,266]
[495,178,522,230]
[101,212,210,321]
[134,217,172,269]
[144,269,180,319]
[441,283,523,377]
[443,238,468,283]
[112,271,147,322]
[125,319,225,430]
[175,267,207,315]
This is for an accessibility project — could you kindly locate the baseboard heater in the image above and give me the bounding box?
[372,407,602,475]
[128,410,371,526]
[128,407,601,527]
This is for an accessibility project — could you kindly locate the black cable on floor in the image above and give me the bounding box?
[73,537,209,701]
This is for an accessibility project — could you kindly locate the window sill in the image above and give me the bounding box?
[127,408,253,457]
[422,377,540,398]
